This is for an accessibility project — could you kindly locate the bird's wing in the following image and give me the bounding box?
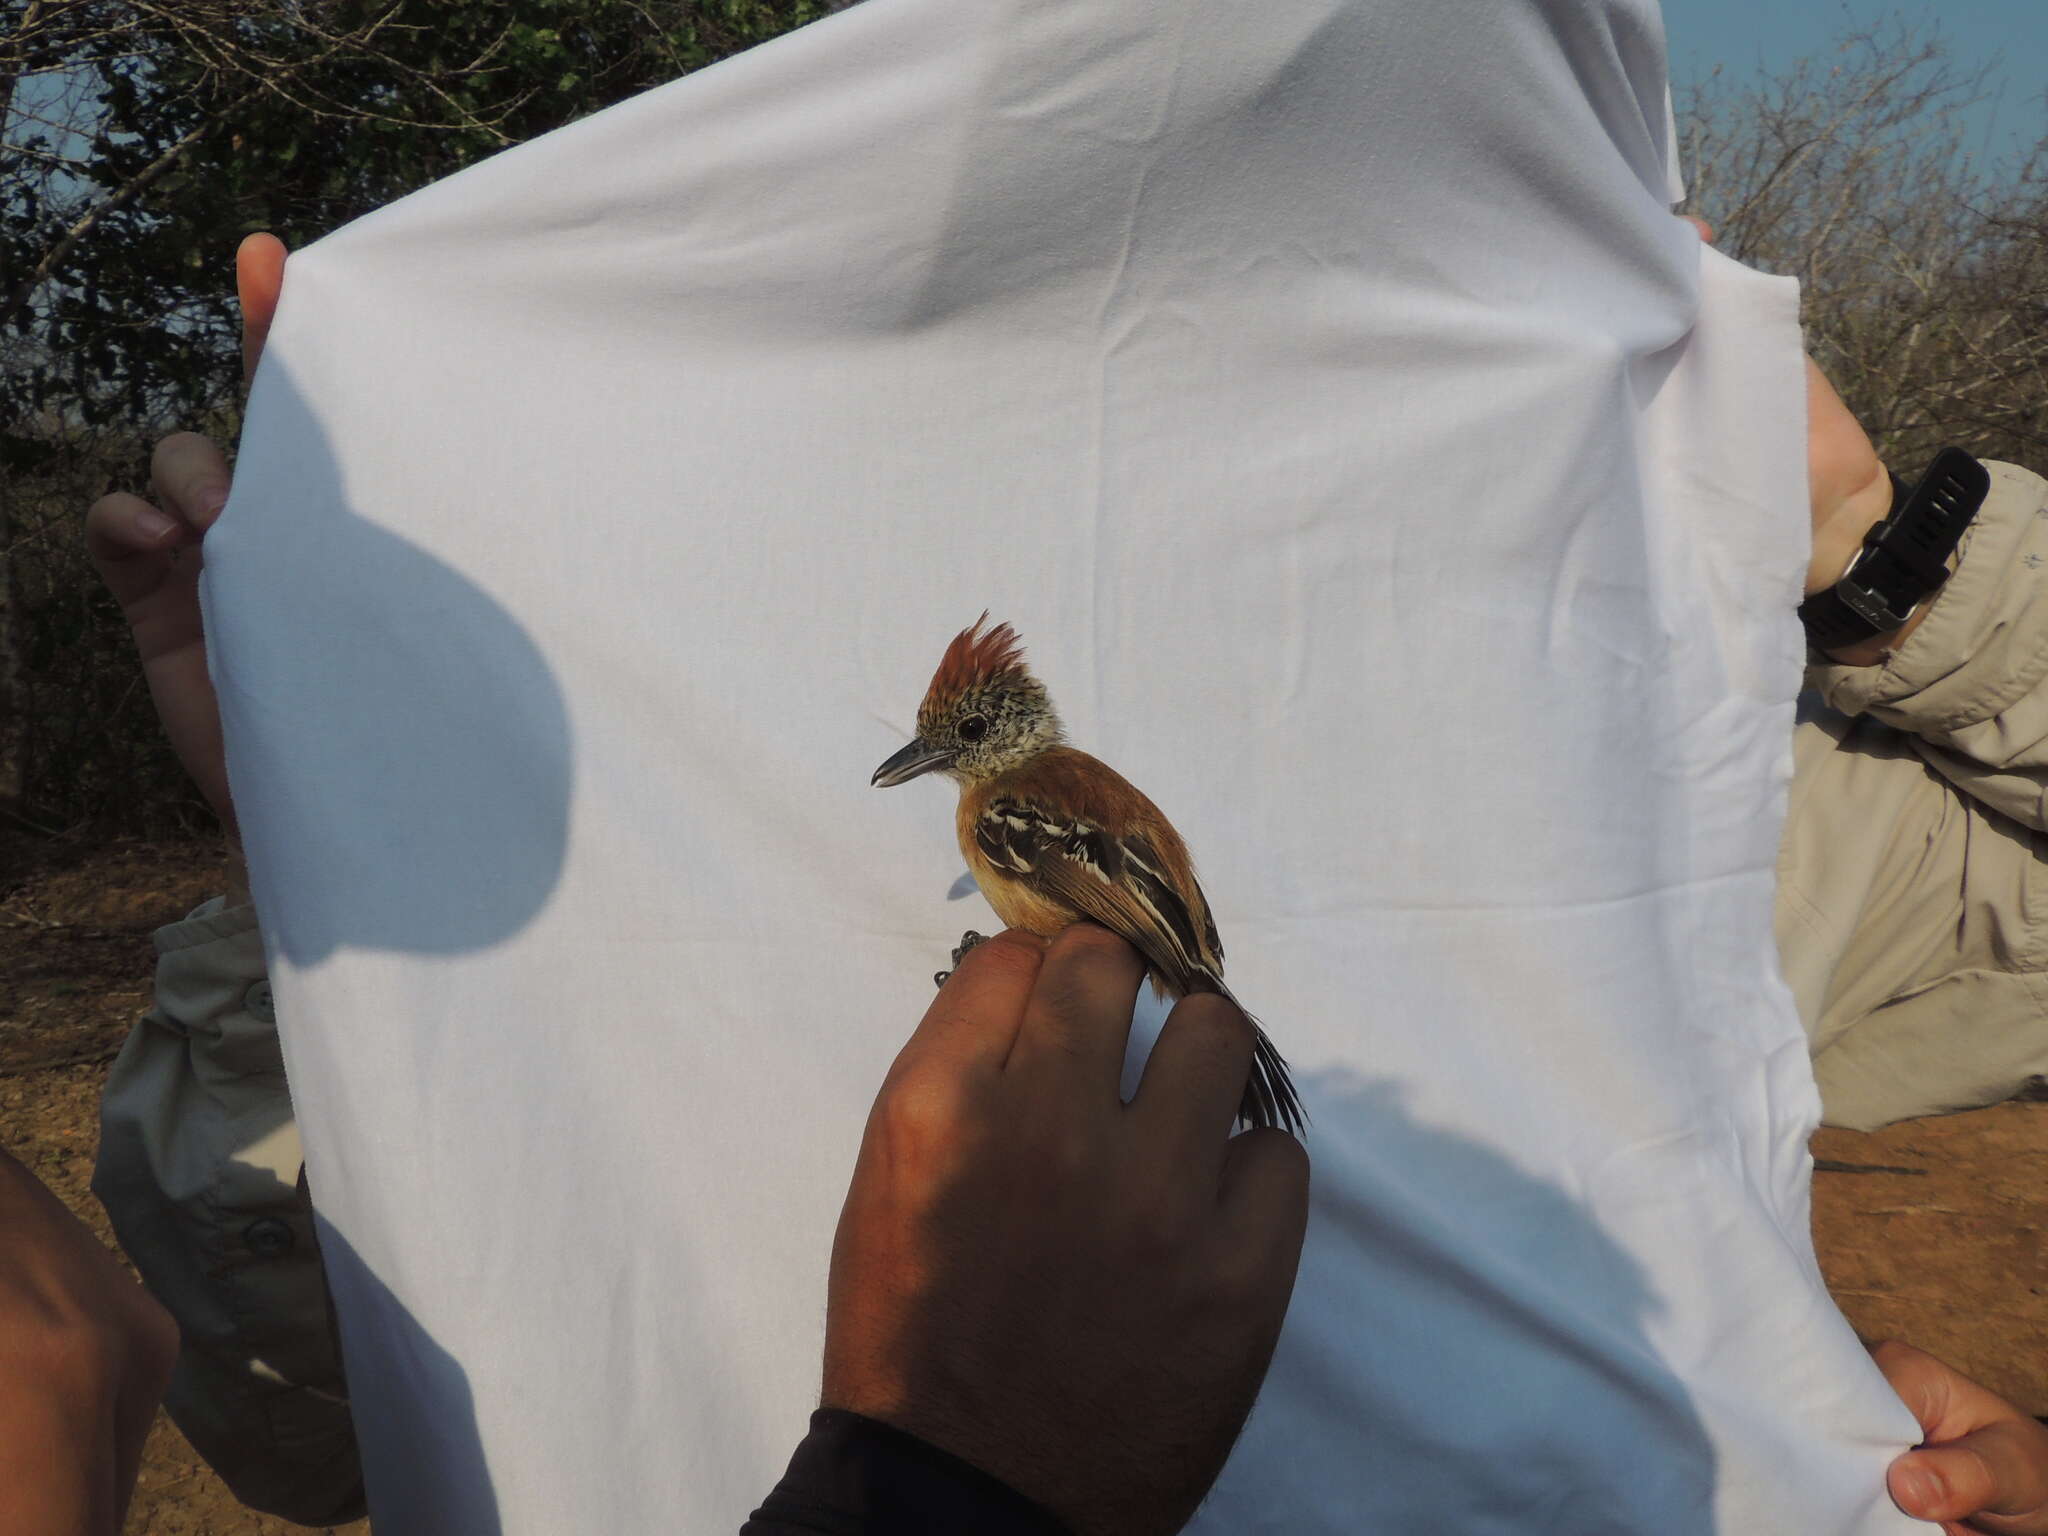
[974,796,1214,993]
[975,792,1306,1136]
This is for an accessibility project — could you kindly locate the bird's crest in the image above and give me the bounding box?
[924,613,1030,706]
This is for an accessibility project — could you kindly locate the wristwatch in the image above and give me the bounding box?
[1798,447,1991,653]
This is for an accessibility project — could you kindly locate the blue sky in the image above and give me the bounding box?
[1663,0,2045,161]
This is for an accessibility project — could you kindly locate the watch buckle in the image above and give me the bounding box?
[1834,576,1918,634]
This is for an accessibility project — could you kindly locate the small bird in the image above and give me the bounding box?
[872,615,1303,1134]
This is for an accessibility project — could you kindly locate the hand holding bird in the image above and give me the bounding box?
[873,616,1303,1134]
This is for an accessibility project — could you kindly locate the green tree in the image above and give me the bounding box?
[5,0,825,421]
[2,0,820,833]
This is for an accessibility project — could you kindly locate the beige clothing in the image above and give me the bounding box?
[92,460,2048,1510]
[1787,460,2048,1129]
[92,899,364,1526]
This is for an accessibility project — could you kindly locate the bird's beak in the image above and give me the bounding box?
[872,737,955,787]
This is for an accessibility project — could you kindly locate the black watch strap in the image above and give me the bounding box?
[1798,447,1991,653]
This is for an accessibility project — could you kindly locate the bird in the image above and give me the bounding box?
[871,614,1304,1134]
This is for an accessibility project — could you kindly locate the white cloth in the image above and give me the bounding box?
[207,0,1925,1529]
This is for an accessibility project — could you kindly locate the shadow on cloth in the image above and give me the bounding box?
[205,358,573,967]
[1198,1068,1718,1532]
[312,1219,504,1535]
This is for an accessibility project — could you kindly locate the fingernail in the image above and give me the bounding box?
[135,507,181,543]
[1893,1463,1941,1515]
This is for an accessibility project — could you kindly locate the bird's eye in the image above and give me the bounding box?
[957,714,990,744]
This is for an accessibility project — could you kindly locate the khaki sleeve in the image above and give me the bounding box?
[1807,461,2048,831]
[1782,461,2048,1132]
[92,898,365,1526]
[1780,703,2048,1131]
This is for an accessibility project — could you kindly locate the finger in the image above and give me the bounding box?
[149,433,234,532]
[1680,213,1715,243]
[1219,1127,1310,1230]
[1215,1127,1311,1299]
[895,928,1047,1077]
[1890,1432,2048,1532]
[84,491,187,591]
[238,232,287,386]
[1874,1341,2048,1532]
[1006,924,1146,1102]
[1873,1340,2023,1444]
[1131,991,1257,1181]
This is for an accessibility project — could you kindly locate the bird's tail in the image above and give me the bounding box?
[1190,972,1305,1136]
[1240,1021,1305,1136]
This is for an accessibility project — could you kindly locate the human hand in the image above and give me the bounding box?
[85,431,240,840]
[0,1148,179,1536]
[1680,215,1906,663]
[83,233,285,861]
[822,926,1310,1536]
[1876,1340,2048,1534]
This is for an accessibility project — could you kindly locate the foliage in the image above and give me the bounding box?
[2,0,820,834]
[1680,23,2048,470]
[5,0,826,423]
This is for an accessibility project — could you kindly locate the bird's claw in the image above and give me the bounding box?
[933,930,991,989]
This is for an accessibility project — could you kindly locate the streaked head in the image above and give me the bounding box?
[872,614,1065,788]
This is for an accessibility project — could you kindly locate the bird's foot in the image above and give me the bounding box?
[933,930,991,988]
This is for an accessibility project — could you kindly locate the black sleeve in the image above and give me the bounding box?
[741,1409,1074,1536]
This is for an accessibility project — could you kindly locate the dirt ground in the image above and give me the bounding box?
[1,833,2042,1533]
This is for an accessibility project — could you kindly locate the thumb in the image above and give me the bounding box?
[237,232,288,387]
[1891,1431,2048,1532]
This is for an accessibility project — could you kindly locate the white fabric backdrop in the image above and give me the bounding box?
[207,0,1927,1529]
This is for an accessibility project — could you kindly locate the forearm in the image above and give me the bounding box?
[1783,461,2048,1128]
[742,1410,1073,1536]
[0,1387,117,1536]
[1806,461,2048,829]
[0,1147,175,1536]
